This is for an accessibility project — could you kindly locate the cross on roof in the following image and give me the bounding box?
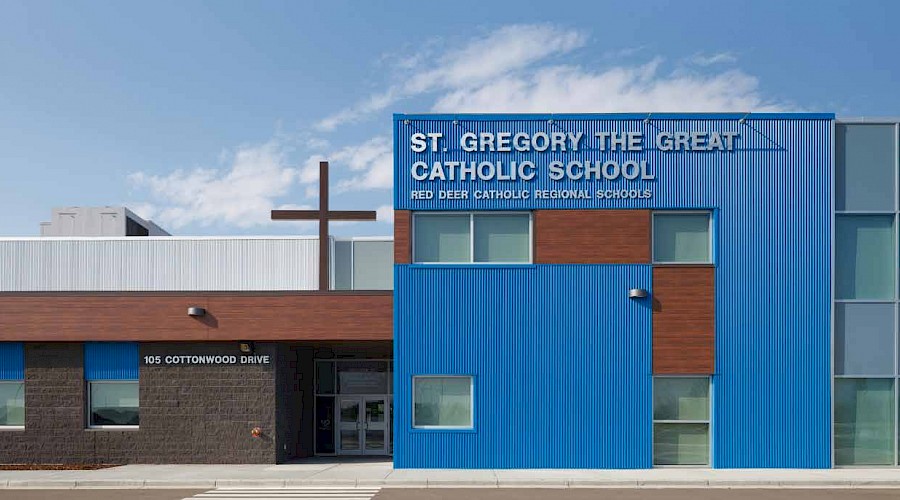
[271,161,377,291]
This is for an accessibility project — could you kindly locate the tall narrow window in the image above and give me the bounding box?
[84,342,139,428]
[413,376,473,429]
[653,377,710,466]
[0,343,24,428]
[653,212,712,264]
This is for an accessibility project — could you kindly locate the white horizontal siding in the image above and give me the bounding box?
[0,237,318,291]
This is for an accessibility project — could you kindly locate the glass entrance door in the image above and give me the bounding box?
[363,397,388,455]
[337,397,362,454]
[336,396,391,455]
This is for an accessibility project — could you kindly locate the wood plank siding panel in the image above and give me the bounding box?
[534,210,651,264]
[0,292,392,342]
[394,210,411,264]
[652,266,715,374]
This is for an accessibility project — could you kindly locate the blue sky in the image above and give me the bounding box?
[0,0,897,236]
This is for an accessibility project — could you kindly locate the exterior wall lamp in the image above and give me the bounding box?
[628,288,649,299]
[239,342,254,354]
[187,306,206,317]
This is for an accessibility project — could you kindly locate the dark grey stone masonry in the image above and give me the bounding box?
[0,342,283,464]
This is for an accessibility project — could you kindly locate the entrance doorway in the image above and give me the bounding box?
[337,396,392,455]
[315,359,392,456]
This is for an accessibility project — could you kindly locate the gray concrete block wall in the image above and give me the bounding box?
[0,342,283,464]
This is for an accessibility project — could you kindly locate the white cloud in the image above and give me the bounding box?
[130,24,787,233]
[432,61,782,113]
[330,137,393,192]
[691,52,738,66]
[376,205,394,224]
[129,140,312,230]
[315,24,587,130]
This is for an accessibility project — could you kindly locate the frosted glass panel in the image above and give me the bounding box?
[414,215,471,263]
[835,303,895,376]
[653,213,711,263]
[352,240,393,290]
[474,215,530,263]
[413,377,472,428]
[332,240,352,290]
[835,379,895,465]
[836,216,895,299]
[836,124,896,212]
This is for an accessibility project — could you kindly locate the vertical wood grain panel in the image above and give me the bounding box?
[0,293,392,342]
[534,210,650,264]
[394,210,411,264]
[653,266,715,374]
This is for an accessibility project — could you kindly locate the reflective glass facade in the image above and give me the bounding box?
[834,121,900,466]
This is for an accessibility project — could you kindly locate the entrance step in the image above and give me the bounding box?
[184,487,381,500]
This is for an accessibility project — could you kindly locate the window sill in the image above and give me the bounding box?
[652,263,715,268]
[86,425,140,431]
[0,426,24,431]
[409,263,536,269]
[410,427,477,433]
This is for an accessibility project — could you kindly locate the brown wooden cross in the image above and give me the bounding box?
[271,161,377,291]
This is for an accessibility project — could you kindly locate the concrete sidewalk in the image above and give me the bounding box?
[2,460,900,489]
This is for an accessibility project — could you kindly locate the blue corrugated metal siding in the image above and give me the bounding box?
[0,343,24,380]
[394,265,653,468]
[394,115,832,468]
[84,342,138,380]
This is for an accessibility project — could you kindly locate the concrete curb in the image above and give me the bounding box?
[0,478,900,489]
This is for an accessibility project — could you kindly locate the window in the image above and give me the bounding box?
[88,381,139,427]
[652,212,712,264]
[331,238,394,291]
[0,343,24,428]
[835,378,895,465]
[0,382,24,427]
[413,376,473,429]
[836,215,895,300]
[84,342,139,429]
[836,124,897,212]
[413,213,531,263]
[653,377,710,466]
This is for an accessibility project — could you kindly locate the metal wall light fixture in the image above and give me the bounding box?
[628,288,649,299]
[187,306,206,317]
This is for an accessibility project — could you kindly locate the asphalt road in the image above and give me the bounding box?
[0,489,898,500]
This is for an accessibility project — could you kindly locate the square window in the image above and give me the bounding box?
[473,214,530,263]
[835,215,896,300]
[653,422,709,466]
[653,213,712,264]
[413,376,473,428]
[834,378,895,466]
[836,124,897,212]
[413,214,471,263]
[653,377,710,466]
[89,381,139,427]
[835,303,895,376]
[0,382,24,427]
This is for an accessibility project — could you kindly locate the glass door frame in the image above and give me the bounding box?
[335,394,392,456]
[336,396,364,455]
[314,358,394,457]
